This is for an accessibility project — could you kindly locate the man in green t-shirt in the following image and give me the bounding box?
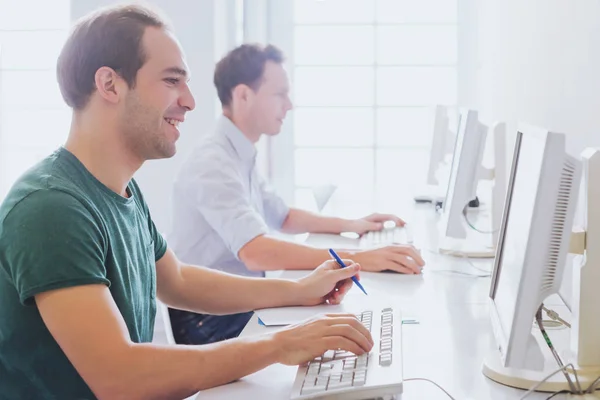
[0,4,373,400]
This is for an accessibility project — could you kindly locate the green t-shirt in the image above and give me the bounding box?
[0,147,167,400]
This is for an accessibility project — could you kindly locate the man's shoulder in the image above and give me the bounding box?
[196,130,234,158]
[0,186,88,225]
[0,154,86,220]
[182,134,238,173]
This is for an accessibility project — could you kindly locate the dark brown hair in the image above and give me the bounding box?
[57,4,170,110]
[214,44,285,107]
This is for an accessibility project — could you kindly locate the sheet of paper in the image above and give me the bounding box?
[254,294,384,326]
[255,304,354,326]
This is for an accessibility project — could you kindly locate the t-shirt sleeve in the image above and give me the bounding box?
[147,212,167,262]
[0,190,110,306]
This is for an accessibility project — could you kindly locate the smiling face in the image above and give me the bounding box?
[118,27,196,160]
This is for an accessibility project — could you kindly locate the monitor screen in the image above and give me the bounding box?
[491,131,546,337]
[442,112,465,213]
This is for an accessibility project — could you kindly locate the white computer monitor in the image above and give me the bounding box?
[440,109,486,239]
[426,105,452,186]
[413,105,452,204]
[482,126,600,393]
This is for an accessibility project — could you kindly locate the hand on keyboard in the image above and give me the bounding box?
[290,308,403,399]
[270,314,374,366]
[353,244,425,274]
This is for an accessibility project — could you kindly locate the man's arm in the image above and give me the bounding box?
[239,234,425,274]
[156,249,362,314]
[239,234,348,270]
[35,285,279,400]
[156,248,303,314]
[280,208,407,235]
[279,208,351,234]
[36,284,372,400]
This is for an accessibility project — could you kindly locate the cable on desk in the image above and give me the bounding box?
[462,255,493,275]
[545,390,570,399]
[421,248,492,277]
[585,375,600,393]
[462,206,499,235]
[404,378,457,400]
[519,363,579,399]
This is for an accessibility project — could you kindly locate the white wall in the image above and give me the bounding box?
[71,0,220,233]
[476,0,600,156]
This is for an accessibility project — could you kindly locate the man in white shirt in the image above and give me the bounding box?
[169,44,425,345]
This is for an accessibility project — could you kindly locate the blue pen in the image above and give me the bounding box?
[328,249,368,296]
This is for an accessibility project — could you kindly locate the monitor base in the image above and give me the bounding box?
[482,352,600,394]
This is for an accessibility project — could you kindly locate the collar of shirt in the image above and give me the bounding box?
[217,115,257,167]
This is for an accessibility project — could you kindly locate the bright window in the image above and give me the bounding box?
[282,0,458,214]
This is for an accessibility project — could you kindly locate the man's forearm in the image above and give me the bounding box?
[161,264,308,314]
[280,208,351,234]
[239,235,355,271]
[101,335,278,400]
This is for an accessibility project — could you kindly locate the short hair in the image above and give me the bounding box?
[214,44,285,107]
[57,4,170,110]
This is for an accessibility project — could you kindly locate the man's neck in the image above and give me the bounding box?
[65,115,143,198]
[222,110,261,143]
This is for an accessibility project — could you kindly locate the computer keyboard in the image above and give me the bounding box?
[290,308,403,400]
[359,227,413,248]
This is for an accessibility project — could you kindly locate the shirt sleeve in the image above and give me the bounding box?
[191,154,269,259]
[0,190,110,306]
[258,175,290,230]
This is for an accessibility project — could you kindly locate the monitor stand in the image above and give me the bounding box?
[438,236,495,258]
[413,184,445,204]
[483,306,600,395]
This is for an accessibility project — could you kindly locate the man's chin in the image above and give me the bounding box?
[146,145,177,161]
[265,129,282,136]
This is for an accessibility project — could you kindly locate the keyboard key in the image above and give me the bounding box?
[334,351,356,359]
[328,380,352,390]
[379,353,393,366]
[343,358,357,370]
[341,372,354,383]
[316,376,330,387]
[354,371,367,386]
[301,385,326,395]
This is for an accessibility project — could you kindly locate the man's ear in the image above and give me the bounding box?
[94,67,127,104]
[231,84,252,105]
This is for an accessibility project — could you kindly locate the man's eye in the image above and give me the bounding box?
[165,78,180,85]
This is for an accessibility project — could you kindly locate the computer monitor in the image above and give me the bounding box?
[483,126,600,393]
[438,109,507,258]
[413,105,452,204]
[426,105,453,186]
[440,109,486,239]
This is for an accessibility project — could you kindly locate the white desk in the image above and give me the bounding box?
[193,205,570,400]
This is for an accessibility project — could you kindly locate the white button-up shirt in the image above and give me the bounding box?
[169,116,290,277]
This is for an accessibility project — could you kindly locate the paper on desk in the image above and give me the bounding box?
[255,295,369,326]
[257,304,364,326]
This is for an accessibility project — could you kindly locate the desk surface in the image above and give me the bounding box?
[193,205,571,400]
